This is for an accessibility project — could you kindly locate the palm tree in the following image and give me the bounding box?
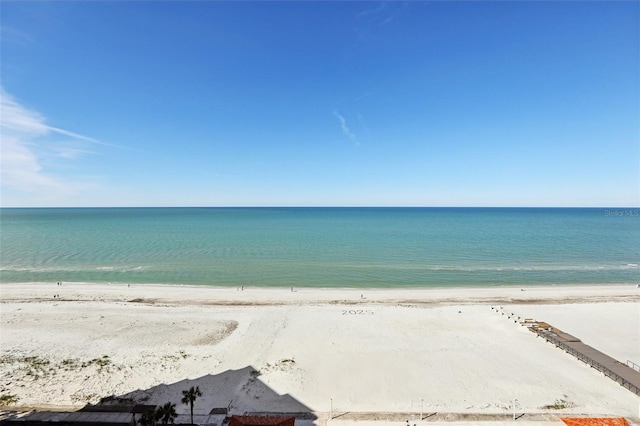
[181,386,202,425]
[156,402,177,426]
[139,407,157,426]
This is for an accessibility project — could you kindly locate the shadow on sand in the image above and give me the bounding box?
[1,366,317,426]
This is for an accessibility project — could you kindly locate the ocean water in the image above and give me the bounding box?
[0,207,638,288]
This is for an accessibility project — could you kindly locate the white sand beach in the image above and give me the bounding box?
[0,283,638,423]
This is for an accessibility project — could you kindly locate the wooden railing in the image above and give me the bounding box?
[531,328,640,396]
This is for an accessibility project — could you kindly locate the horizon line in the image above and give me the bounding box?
[1,205,639,209]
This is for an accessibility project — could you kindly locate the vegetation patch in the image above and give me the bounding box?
[542,396,576,410]
[98,395,136,405]
[0,393,19,405]
[162,351,191,363]
[0,354,18,364]
[1,353,120,380]
[20,356,52,379]
[261,358,297,375]
[82,355,112,372]
[71,391,99,404]
[61,358,81,371]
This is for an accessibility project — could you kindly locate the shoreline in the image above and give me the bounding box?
[0,282,637,307]
[2,281,637,290]
[1,282,638,420]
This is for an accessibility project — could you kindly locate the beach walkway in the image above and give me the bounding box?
[529,323,640,395]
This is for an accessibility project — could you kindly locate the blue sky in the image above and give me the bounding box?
[1,1,638,207]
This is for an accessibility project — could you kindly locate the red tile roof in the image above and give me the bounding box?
[561,418,631,426]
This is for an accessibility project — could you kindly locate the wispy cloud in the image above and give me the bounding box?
[0,135,77,195]
[333,111,360,146]
[0,25,35,46]
[356,2,387,20]
[353,2,407,45]
[0,88,103,203]
[0,89,49,135]
[357,113,371,137]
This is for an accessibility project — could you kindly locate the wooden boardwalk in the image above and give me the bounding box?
[529,324,640,395]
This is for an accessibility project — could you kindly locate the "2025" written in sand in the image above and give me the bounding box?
[341,309,374,315]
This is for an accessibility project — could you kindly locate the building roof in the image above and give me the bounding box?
[561,418,630,426]
[228,415,295,426]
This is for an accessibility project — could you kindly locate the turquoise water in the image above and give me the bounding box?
[0,207,638,287]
